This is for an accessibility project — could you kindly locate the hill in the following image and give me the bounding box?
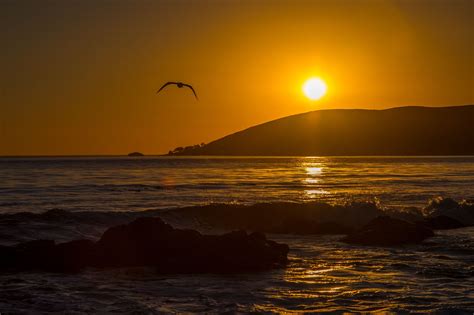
[169,105,474,156]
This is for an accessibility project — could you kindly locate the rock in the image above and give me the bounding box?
[341,216,434,246]
[0,239,97,272]
[15,240,57,270]
[173,202,378,235]
[0,217,288,273]
[270,218,353,235]
[420,215,465,230]
[128,152,144,156]
[52,239,97,272]
[423,197,474,226]
[94,217,181,268]
[0,240,57,271]
[95,217,288,272]
[0,245,18,269]
[190,230,289,273]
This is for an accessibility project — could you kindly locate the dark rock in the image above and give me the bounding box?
[128,152,144,156]
[420,215,465,230]
[15,240,57,270]
[270,218,353,235]
[173,202,378,235]
[0,245,18,269]
[0,240,58,271]
[0,239,95,273]
[423,197,474,226]
[1,217,288,273]
[94,217,288,272]
[52,239,96,272]
[94,217,183,268]
[341,216,434,246]
[424,197,460,213]
[15,239,56,252]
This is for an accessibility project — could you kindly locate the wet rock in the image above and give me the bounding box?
[16,240,57,270]
[174,202,379,235]
[421,215,465,230]
[0,217,288,273]
[94,217,190,268]
[270,218,353,235]
[94,217,288,272]
[341,216,434,246]
[0,245,18,269]
[52,239,96,272]
[0,240,56,271]
[423,197,474,226]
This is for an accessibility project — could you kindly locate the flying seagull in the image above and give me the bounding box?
[157,82,198,100]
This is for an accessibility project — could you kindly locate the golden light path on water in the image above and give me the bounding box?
[303,160,329,198]
[2,156,474,214]
[255,235,426,313]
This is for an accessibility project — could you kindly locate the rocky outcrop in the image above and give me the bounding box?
[0,217,288,273]
[341,216,434,246]
[420,215,465,230]
[169,201,381,234]
[269,218,353,235]
[94,217,288,272]
[422,197,474,226]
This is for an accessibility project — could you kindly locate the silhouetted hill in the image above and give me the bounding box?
[170,105,474,156]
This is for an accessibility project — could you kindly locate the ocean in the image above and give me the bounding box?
[1,156,473,313]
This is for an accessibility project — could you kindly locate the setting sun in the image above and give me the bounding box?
[303,78,327,101]
[1,1,473,313]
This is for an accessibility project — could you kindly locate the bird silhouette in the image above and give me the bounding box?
[157,82,198,100]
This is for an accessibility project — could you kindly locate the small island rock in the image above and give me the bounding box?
[128,152,144,156]
[420,215,465,230]
[341,216,434,246]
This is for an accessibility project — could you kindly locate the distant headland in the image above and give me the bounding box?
[168,105,474,156]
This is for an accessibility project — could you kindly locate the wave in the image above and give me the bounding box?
[0,197,472,246]
[0,182,257,194]
[422,197,474,225]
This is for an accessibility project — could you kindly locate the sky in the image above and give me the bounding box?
[1,0,473,155]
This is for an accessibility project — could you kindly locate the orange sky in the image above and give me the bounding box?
[1,0,473,155]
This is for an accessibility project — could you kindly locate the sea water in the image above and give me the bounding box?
[0,156,473,312]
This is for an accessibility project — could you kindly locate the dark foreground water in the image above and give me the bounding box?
[0,156,473,313]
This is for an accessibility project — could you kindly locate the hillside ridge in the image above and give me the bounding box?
[168,105,474,156]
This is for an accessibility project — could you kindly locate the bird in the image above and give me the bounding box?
[157,82,198,100]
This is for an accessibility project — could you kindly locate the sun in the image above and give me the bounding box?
[303,78,327,100]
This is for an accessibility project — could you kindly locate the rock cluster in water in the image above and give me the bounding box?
[0,217,288,273]
[170,201,470,242]
[420,215,465,230]
[342,216,435,246]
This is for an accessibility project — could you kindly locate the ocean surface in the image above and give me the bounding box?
[1,156,473,313]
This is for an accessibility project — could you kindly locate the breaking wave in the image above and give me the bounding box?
[0,197,472,246]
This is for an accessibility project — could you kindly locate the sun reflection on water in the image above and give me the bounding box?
[306,166,323,176]
[302,161,329,198]
[255,235,428,313]
[304,178,319,184]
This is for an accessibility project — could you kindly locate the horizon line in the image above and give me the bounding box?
[2,155,474,158]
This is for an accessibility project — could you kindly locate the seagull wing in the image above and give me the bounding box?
[183,84,198,100]
[157,82,178,94]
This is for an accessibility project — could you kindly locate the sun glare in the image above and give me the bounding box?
[303,78,327,100]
